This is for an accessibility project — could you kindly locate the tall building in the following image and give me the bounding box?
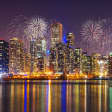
[24,49,31,74]
[30,39,47,72]
[86,56,92,74]
[50,22,63,48]
[109,53,112,74]
[66,33,74,47]
[30,40,37,73]
[74,48,82,73]
[81,52,92,74]
[96,57,108,77]
[65,47,74,73]
[0,40,9,76]
[49,43,66,73]
[9,38,24,74]
[92,53,101,75]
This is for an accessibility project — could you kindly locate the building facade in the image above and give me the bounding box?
[30,39,47,72]
[66,33,74,47]
[49,43,66,73]
[50,22,63,48]
[0,40,9,76]
[74,48,82,73]
[9,38,24,74]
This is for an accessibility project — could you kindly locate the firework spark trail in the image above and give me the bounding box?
[8,15,28,39]
[81,20,103,41]
[7,15,29,49]
[24,17,48,40]
[80,19,112,55]
[80,20,103,55]
[99,18,112,55]
[7,15,49,52]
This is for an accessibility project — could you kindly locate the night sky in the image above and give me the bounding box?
[0,0,112,45]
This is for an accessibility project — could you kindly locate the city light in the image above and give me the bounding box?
[0,19,112,80]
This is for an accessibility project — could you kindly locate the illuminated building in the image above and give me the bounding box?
[50,22,63,48]
[30,39,47,72]
[86,56,92,74]
[61,33,75,74]
[108,53,112,74]
[49,47,56,72]
[65,47,74,73]
[49,43,66,73]
[24,50,31,74]
[66,33,74,47]
[91,53,101,76]
[97,57,108,77]
[50,42,75,74]
[92,54,108,77]
[30,39,37,72]
[74,48,82,73]
[81,52,92,74]
[9,38,24,74]
[37,39,47,71]
[0,40,9,76]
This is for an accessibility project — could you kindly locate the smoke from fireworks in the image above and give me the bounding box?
[24,17,48,40]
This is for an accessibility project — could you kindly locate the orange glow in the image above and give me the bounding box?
[48,80,51,112]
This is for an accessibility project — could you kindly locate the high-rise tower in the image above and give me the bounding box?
[9,38,24,74]
[50,22,63,48]
[0,40,9,76]
[30,39,47,72]
[66,33,74,47]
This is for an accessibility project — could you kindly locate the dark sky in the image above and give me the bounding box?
[0,0,112,43]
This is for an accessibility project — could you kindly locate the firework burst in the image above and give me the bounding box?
[80,20,104,54]
[99,18,112,55]
[80,18,112,55]
[81,20,103,41]
[24,17,48,40]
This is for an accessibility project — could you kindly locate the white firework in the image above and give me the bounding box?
[25,17,48,40]
[99,18,112,55]
[81,20,103,41]
[80,20,104,55]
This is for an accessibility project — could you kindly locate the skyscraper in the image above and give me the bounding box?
[109,53,112,74]
[81,52,92,74]
[50,22,63,48]
[91,53,101,76]
[0,40,9,76]
[30,39,38,73]
[30,39,47,72]
[9,38,24,74]
[65,47,74,73]
[49,43,66,73]
[24,49,31,74]
[66,33,74,47]
[74,48,82,73]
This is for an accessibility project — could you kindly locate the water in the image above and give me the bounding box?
[0,80,112,112]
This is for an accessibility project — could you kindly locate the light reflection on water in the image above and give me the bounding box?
[0,80,112,112]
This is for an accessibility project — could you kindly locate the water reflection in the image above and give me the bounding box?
[0,80,112,112]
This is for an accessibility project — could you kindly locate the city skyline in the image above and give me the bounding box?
[0,1,112,112]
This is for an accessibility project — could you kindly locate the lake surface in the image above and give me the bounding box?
[0,80,112,112]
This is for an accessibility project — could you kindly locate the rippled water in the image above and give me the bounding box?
[0,80,112,112]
